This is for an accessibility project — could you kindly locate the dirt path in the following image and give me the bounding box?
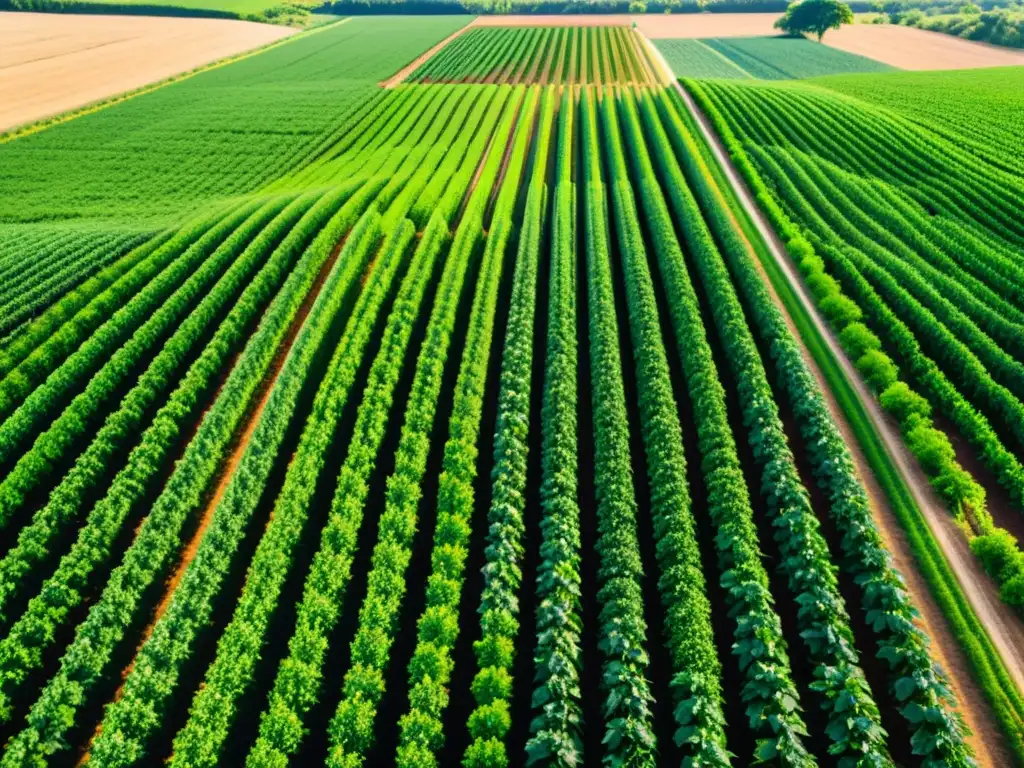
[381,22,474,88]
[668,68,1024,765]
[76,234,348,765]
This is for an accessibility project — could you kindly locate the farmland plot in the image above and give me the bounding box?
[0,19,1001,768]
[688,72,1024,760]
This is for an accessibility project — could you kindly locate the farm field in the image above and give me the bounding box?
[817,66,1024,174]
[635,12,1024,69]
[0,14,1021,768]
[657,35,894,80]
[0,16,470,338]
[687,70,1024,760]
[0,12,295,134]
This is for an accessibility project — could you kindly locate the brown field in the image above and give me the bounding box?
[0,12,295,133]
[825,24,1024,69]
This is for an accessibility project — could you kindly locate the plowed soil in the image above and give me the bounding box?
[0,11,294,132]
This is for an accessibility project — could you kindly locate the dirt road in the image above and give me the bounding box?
[646,35,1024,765]
[0,12,294,133]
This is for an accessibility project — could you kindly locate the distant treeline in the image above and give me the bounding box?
[5,0,1009,21]
[872,0,1024,47]
[0,0,239,15]
[323,0,792,13]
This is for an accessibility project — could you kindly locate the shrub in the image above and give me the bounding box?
[857,348,899,391]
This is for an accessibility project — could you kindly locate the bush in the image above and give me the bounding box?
[857,348,899,391]
[880,381,931,425]
[972,530,1022,583]
[820,293,863,326]
[839,322,881,359]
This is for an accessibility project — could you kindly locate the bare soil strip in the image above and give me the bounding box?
[381,22,475,88]
[0,12,294,133]
[78,232,349,763]
[671,72,1024,766]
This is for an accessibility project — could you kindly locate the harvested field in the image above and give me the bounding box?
[0,12,295,132]
[824,23,1024,69]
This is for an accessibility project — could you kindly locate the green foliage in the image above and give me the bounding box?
[463,90,555,768]
[525,91,585,768]
[672,81,978,767]
[642,87,887,766]
[250,88,527,768]
[775,0,855,40]
[577,88,657,767]
[879,381,932,425]
[817,67,1024,175]
[89,207,392,767]
[0,187,375,761]
[692,76,1024,528]
[393,87,541,768]
[697,35,891,79]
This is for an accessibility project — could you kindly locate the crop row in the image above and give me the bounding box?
[0,183,383,765]
[408,27,653,86]
[523,88,584,768]
[462,88,554,768]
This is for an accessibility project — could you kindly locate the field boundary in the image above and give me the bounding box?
[0,17,350,145]
[672,78,1024,763]
[380,20,475,88]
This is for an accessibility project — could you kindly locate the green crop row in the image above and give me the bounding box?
[0,231,148,338]
[673,82,979,766]
[89,209,397,766]
[0,202,255,430]
[0,198,295,526]
[0,192,326,627]
[392,86,542,768]
[463,88,554,768]
[600,91,732,766]
[524,89,584,768]
[690,77,1024,622]
[578,88,657,767]
[245,87,526,767]
[629,87,889,764]
[0,183,381,766]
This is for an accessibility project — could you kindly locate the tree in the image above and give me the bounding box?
[775,0,855,41]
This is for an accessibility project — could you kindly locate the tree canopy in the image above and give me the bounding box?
[775,0,854,40]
